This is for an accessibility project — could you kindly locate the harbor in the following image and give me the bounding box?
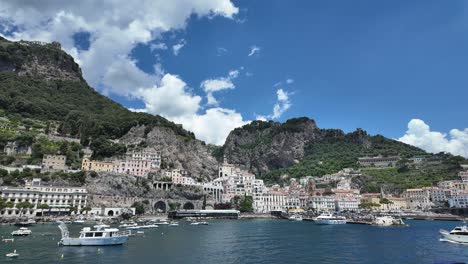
[0,219,467,263]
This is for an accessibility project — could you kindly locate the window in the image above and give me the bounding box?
[94,232,103,237]
[85,233,93,237]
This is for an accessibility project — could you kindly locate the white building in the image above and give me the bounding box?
[0,178,88,217]
[308,196,336,212]
[448,194,468,208]
[335,198,360,212]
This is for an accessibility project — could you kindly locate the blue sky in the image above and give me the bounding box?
[0,0,467,156]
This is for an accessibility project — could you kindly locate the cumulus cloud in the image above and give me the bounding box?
[131,73,249,145]
[256,88,292,120]
[398,119,468,158]
[200,69,240,106]
[248,45,260,56]
[172,39,186,56]
[150,42,167,51]
[286,78,294,84]
[0,0,244,145]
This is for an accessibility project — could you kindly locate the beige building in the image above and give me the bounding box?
[81,158,118,172]
[41,154,67,172]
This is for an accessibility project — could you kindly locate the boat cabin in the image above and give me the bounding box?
[79,227,120,239]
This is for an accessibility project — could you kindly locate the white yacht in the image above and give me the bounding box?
[11,227,32,236]
[58,222,129,246]
[440,226,468,244]
[288,215,303,221]
[314,213,347,225]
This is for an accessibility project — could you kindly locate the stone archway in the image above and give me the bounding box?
[107,210,114,217]
[154,201,167,213]
[183,202,194,210]
[205,204,214,210]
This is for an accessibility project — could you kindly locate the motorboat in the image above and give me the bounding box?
[440,226,468,244]
[157,220,170,225]
[2,238,14,243]
[169,222,179,227]
[119,222,138,228]
[73,219,85,224]
[199,221,209,225]
[288,215,303,221]
[6,250,19,258]
[314,213,347,225]
[190,222,200,225]
[57,222,129,246]
[372,216,406,227]
[11,227,32,236]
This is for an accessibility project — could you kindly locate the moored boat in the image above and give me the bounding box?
[288,215,303,221]
[314,213,347,225]
[57,222,129,246]
[440,226,468,244]
[6,250,19,258]
[11,227,32,236]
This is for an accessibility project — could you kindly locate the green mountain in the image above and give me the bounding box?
[0,36,194,142]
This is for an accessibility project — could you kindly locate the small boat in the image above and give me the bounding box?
[314,213,347,225]
[169,222,179,227]
[157,220,170,225]
[199,221,209,225]
[288,215,303,221]
[73,219,85,224]
[6,250,19,258]
[136,231,144,234]
[2,238,14,243]
[119,222,137,228]
[440,226,468,244]
[57,222,129,246]
[11,227,32,236]
[190,222,200,225]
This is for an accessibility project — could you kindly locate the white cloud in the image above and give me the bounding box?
[0,0,243,145]
[150,42,167,51]
[248,45,260,56]
[173,108,248,145]
[256,88,292,120]
[286,78,294,84]
[216,47,228,56]
[172,39,186,56]
[398,119,468,158]
[131,73,249,145]
[0,0,238,95]
[200,69,240,106]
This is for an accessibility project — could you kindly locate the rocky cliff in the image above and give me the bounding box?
[120,125,219,181]
[223,117,426,180]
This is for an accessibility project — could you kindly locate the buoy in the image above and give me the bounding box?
[97,248,102,254]
[61,254,64,259]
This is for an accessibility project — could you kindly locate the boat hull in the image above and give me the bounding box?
[59,236,129,246]
[440,230,468,244]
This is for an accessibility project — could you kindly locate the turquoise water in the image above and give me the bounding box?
[0,219,467,264]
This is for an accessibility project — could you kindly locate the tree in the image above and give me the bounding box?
[231,195,253,213]
[131,202,145,215]
[168,202,181,211]
[359,202,381,210]
[379,198,393,205]
[37,204,49,218]
[81,206,92,214]
[16,201,34,217]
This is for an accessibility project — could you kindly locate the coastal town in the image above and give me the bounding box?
[1,137,468,221]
